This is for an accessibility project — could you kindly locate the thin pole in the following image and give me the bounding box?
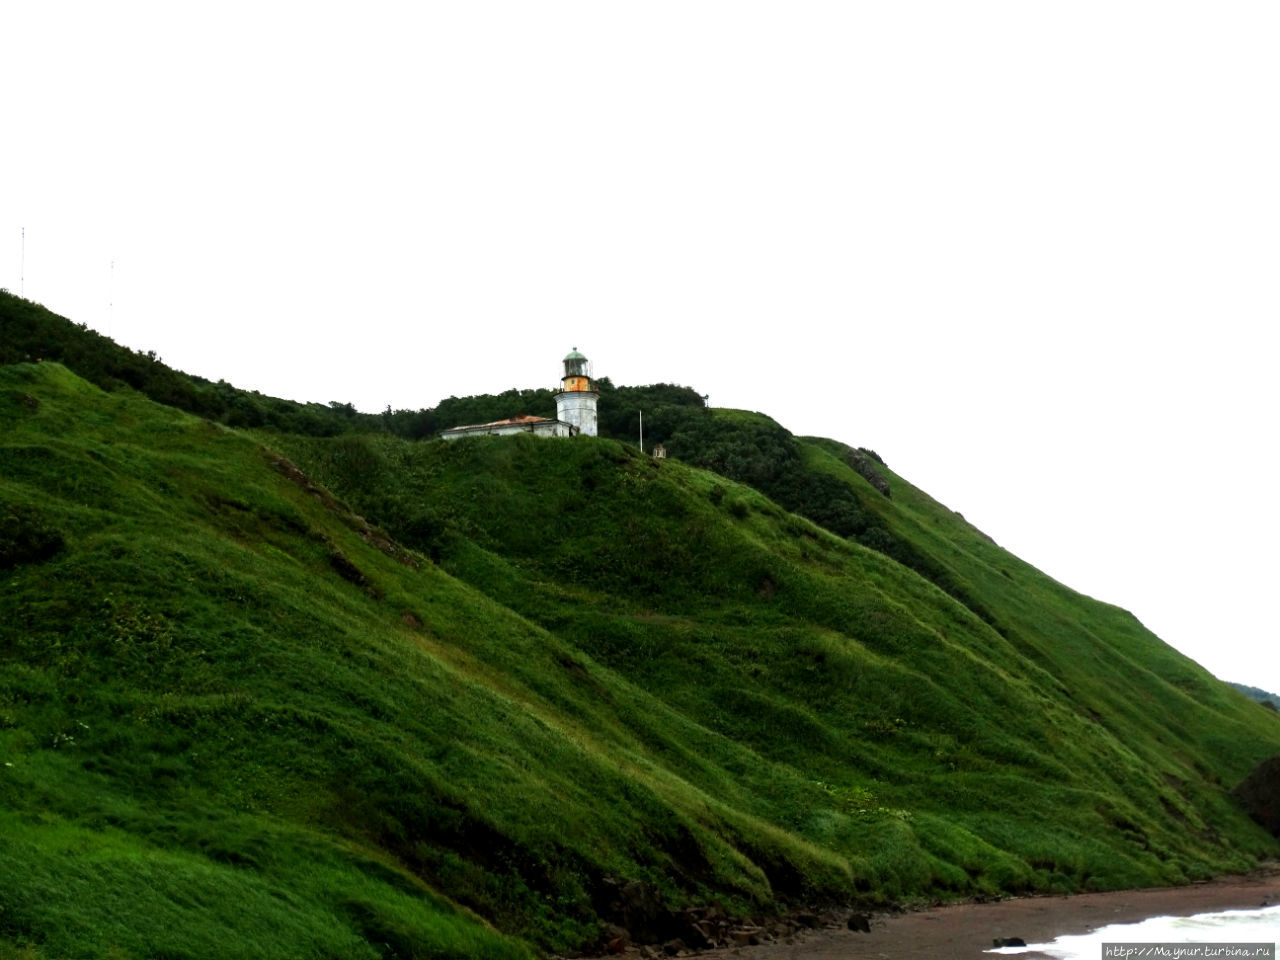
[639,409,644,454]
[20,227,25,297]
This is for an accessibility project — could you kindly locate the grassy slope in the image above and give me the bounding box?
[277,420,1280,892]
[797,435,1268,786]
[2,365,1278,958]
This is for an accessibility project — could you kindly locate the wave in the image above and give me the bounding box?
[988,905,1280,959]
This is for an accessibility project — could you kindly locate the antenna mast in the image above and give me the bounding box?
[639,409,644,454]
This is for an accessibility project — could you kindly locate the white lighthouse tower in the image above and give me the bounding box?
[554,347,599,437]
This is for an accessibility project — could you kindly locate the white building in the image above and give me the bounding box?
[441,348,600,440]
[439,414,578,440]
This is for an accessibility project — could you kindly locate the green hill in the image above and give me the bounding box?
[1230,683,1280,712]
[3,301,1280,958]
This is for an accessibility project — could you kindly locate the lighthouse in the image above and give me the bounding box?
[440,348,601,440]
[554,348,599,437]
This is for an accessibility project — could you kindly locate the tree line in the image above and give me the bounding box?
[3,289,988,620]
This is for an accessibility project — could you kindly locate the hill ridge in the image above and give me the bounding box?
[3,301,1280,958]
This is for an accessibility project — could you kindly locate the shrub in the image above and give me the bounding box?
[0,502,64,569]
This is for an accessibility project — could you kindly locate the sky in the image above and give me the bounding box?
[4,2,1278,692]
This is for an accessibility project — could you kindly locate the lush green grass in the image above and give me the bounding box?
[3,363,1279,958]
[277,417,1280,891]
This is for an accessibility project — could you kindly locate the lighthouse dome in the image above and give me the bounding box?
[562,348,590,381]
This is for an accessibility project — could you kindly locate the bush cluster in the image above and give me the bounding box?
[0,501,64,569]
[0,292,433,438]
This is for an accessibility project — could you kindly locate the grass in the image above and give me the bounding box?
[2,362,1279,958]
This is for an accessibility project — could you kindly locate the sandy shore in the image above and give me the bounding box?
[692,867,1280,960]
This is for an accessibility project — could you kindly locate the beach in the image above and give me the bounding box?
[691,867,1280,960]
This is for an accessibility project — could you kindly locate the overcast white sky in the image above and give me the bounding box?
[5,2,1278,693]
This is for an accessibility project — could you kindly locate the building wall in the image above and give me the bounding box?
[555,391,598,437]
[442,420,576,440]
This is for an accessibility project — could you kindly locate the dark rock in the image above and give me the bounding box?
[703,902,728,923]
[847,912,871,933]
[614,879,666,943]
[730,928,761,947]
[1232,754,1280,835]
[846,448,892,498]
[661,938,686,956]
[993,937,1027,947]
[328,549,367,586]
[684,920,711,948]
[606,937,627,954]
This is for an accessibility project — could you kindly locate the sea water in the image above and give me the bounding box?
[988,905,1280,959]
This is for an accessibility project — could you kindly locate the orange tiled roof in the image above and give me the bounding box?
[479,415,551,426]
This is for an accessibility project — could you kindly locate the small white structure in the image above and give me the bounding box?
[440,348,600,440]
[553,348,599,437]
[440,414,577,440]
